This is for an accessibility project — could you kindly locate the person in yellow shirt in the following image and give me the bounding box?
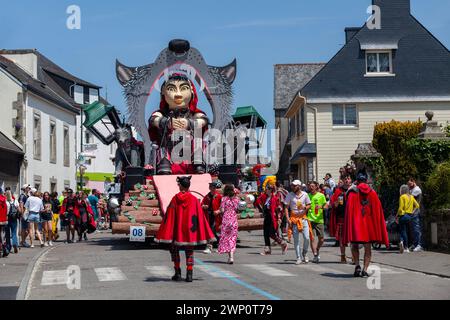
[396,185,420,253]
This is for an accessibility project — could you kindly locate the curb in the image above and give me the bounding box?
[16,244,61,300]
[345,254,450,279]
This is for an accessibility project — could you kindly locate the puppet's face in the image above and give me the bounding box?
[162,79,192,110]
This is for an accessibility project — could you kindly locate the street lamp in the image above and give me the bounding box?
[81,101,122,146]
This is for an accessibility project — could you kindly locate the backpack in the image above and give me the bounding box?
[8,201,20,220]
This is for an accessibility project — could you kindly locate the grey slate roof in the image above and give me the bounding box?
[274,63,325,110]
[300,0,450,101]
[0,55,79,114]
[0,50,109,114]
[0,49,100,89]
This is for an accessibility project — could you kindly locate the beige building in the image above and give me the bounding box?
[279,0,450,184]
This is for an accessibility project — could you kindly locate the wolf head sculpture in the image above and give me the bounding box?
[116,39,237,163]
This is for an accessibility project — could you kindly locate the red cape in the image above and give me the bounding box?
[0,195,7,224]
[201,191,223,233]
[255,193,281,230]
[342,184,389,246]
[155,191,216,246]
[329,187,346,240]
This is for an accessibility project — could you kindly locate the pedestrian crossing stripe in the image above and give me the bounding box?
[242,264,295,277]
[39,263,404,286]
[94,267,127,282]
[145,266,173,278]
[299,263,347,275]
[196,264,240,278]
[341,264,403,275]
[41,270,68,286]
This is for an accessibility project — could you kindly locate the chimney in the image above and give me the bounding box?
[372,0,411,17]
[345,27,360,44]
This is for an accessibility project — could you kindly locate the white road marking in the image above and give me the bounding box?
[41,270,68,286]
[342,264,403,274]
[197,264,239,278]
[298,263,347,275]
[94,267,127,282]
[243,264,296,277]
[145,266,173,278]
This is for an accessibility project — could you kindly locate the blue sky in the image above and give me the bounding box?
[2,0,450,129]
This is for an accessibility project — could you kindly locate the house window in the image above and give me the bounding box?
[63,126,70,167]
[295,113,300,136]
[366,51,392,74]
[332,104,358,126]
[33,113,41,160]
[89,88,99,104]
[73,85,84,104]
[50,179,57,193]
[300,107,305,133]
[85,131,92,144]
[34,175,42,192]
[289,117,294,139]
[49,121,57,163]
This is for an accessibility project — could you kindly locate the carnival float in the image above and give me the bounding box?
[81,39,274,239]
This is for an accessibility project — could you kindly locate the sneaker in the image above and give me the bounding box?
[295,258,303,265]
[413,245,424,252]
[41,243,46,248]
[30,244,35,248]
[313,255,320,263]
[303,256,309,264]
[202,247,212,254]
[399,241,404,254]
[405,248,410,253]
[84,234,88,241]
[48,241,53,247]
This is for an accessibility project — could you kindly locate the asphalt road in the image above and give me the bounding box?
[23,231,450,300]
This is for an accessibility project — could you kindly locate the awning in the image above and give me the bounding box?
[290,142,316,162]
[0,131,23,155]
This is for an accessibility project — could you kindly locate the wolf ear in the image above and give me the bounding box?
[218,59,237,84]
[116,60,135,86]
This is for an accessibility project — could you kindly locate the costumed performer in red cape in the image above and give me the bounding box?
[343,171,389,277]
[148,74,209,175]
[329,173,353,263]
[155,176,215,282]
[255,184,288,256]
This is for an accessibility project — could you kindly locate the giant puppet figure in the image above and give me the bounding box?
[116,39,237,174]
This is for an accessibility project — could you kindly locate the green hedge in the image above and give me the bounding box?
[424,161,450,209]
[372,120,422,186]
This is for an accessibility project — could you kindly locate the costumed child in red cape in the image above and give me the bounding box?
[200,180,223,254]
[342,172,389,277]
[155,176,215,282]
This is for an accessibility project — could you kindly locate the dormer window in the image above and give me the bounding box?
[365,51,394,76]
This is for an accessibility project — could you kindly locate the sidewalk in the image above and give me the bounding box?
[365,248,450,278]
[0,245,52,300]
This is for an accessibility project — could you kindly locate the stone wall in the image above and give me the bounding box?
[424,209,450,252]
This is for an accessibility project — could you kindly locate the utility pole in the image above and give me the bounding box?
[79,108,83,191]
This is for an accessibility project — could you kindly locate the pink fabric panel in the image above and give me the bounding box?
[153,174,212,214]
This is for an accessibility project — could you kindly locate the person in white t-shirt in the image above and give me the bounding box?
[24,190,44,248]
[284,180,312,264]
[407,178,424,252]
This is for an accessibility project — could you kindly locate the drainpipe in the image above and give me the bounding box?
[306,103,319,181]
